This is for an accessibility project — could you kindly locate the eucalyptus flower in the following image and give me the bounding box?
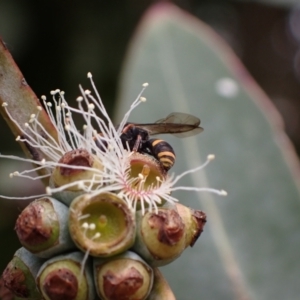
[0,73,226,213]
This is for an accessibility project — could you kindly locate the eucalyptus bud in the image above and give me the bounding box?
[2,248,44,299]
[49,149,103,206]
[69,192,136,257]
[36,252,95,300]
[175,203,207,247]
[93,251,153,300]
[15,197,75,258]
[133,207,186,266]
[0,276,14,300]
[147,268,175,300]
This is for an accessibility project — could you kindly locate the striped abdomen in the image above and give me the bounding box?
[146,139,176,171]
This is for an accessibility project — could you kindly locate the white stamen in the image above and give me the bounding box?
[0,72,224,210]
[80,248,90,282]
[78,214,90,220]
[207,154,215,161]
[89,223,96,230]
[81,222,89,229]
[91,232,101,240]
[45,187,52,195]
[220,190,228,196]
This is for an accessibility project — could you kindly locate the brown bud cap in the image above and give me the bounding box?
[133,208,186,266]
[15,200,56,252]
[190,209,207,247]
[148,210,184,246]
[58,148,93,176]
[94,251,153,300]
[51,149,103,192]
[0,276,15,300]
[2,264,28,298]
[103,267,143,299]
[175,203,207,247]
[43,268,78,300]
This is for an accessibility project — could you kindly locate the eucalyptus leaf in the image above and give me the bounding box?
[116,3,300,300]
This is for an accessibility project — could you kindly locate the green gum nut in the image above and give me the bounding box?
[49,149,103,206]
[36,251,95,300]
[69,192,136,257]
[2,248,44,299]
[133,207,186,267]
[93,251,153,300]
[15,197,75,258]
[175,203,207,247]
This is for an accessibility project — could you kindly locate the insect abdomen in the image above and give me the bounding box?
[147,139,176,171]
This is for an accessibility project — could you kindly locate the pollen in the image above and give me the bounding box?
[78,214,90,221]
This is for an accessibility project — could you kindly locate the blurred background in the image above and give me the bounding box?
[0,0,299,293]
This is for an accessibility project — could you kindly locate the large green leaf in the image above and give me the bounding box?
[116,4,300,300]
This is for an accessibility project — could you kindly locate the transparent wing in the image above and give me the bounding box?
[136,112,203,137]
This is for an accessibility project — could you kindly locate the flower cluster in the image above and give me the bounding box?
[1,73,226,300]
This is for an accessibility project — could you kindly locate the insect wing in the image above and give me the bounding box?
[156,112,201,126]
[171,126,203,137]
[136,112,203,137]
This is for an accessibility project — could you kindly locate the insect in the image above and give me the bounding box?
[119,112,203,172]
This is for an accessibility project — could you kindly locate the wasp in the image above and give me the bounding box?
[119,112,203,172]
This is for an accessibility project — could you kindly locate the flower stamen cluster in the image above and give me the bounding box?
[0,73,226,212]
